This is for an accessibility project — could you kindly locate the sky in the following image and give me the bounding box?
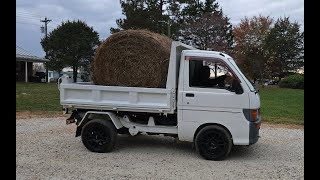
[16,0,304,57]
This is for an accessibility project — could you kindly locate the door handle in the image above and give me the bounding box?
[186,93,194,97]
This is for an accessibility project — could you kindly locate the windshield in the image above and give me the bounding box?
[227,58,255,92]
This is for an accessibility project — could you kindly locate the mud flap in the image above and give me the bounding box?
[75,127,82,137]
[66,111,76,125]
[66,110,82,125]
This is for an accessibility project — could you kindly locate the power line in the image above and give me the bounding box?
[46,21,60,26]
[16,15,40,20]
[16,19,57,28]
[16,14,40,19]
[16,12,61,23]
[17,16,61,27]
[16,14,76,27]
[16,16,41,22]
[16,11,41,17]
[16,14,40,17]
[16,21,41,26]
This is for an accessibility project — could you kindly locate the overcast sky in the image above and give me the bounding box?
[16,0,304,57]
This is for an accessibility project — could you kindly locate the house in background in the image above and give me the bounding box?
[61,71,85,82]
[48,71,61,82]
[16,45,49,82]
[32,65,90,82]
[61,67,91,82]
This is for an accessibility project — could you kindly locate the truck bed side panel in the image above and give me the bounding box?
[60,84,174,113]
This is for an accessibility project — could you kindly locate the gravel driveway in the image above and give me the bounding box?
[16,117,304,180]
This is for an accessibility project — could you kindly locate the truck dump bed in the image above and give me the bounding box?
[60,81,174,113]
[59,41,196,114]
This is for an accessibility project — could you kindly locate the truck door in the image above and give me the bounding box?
[177,55,250,143]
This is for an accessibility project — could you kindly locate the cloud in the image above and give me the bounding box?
[219,0,304,29]
[16,0,304,57]
[16,0,124,56]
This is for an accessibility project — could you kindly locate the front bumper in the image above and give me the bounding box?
[249,119,261,145]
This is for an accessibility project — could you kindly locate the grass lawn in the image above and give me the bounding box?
[16,83,304,125]
[16,82,61,112]
[259,86,304,125]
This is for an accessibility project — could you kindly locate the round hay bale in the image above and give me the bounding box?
[91,29,172,88]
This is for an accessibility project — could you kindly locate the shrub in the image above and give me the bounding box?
[279,74,304,89]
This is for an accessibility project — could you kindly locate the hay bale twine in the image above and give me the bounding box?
[91,29,172,88]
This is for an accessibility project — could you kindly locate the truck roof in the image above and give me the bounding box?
[182,49,232,59]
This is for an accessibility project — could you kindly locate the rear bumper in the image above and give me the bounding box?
[249,119,261,145]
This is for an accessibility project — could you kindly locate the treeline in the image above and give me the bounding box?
[111,0,304,81]
[41,0,304,83]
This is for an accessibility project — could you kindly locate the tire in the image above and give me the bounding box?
[81,119,117,153]
[195,125,232,161]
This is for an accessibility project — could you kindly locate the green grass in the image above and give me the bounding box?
[259,86,304,125]
[16,83,304,125]
[16,82,61,112]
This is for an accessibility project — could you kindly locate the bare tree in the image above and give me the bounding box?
[33,63,45,75]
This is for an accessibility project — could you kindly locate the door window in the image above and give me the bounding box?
[189,58,239,92]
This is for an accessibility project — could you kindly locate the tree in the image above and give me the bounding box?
[111,0,233,49]
[179,0,233,51]
[265,17,304,79]
[232,15,273,81]
[45,57,64,75]
[33,63,46,75]
[165,0,183,39]
[110,0,169,35]
[41,20,100,82]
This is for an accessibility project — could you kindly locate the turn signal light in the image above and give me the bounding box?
[251,109,259,122]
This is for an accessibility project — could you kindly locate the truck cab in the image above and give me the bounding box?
[177,50,261,145]
[59,41,261,160]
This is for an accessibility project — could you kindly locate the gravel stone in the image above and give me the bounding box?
[16,118,304,180]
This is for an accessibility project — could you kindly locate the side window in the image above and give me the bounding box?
[189,59,237,91]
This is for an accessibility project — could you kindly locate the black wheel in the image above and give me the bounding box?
[81,119,117,153]
[195,125,232,161]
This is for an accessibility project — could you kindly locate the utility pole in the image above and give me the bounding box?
[41,17,51,83]
[159,20,171,38]
[167,7,171,38]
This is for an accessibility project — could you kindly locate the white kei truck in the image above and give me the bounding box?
[59,41,261,160]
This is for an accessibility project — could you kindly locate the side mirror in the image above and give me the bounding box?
[233,79,243,94]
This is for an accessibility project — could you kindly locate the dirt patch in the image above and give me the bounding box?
[262,122,304,129]
[16,117,304,179]
[16,111,304,130]
[16,111,68,119]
